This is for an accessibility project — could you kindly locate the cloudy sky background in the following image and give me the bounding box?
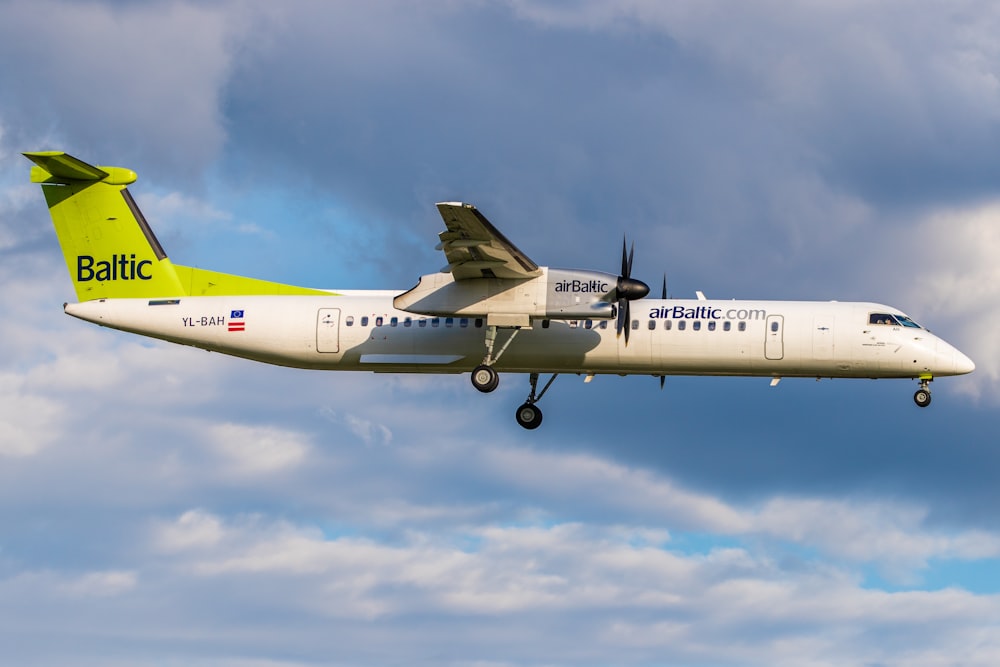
[1,1,999,665]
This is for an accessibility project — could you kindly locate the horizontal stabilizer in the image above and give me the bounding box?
[23,151,136,185]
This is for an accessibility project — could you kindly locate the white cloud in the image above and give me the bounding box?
[898,201,1000,396]
[61,570,137,598]
[319,408,394,446]
[153,509,226,552]
[0,372,62,457]
[141,508,1000,664]
[207,422,311,475]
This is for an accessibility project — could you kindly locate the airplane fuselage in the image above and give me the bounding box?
[26,152,975,428]
[65,292,974,380]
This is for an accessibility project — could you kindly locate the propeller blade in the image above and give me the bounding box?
[661,274,667,300]
[623,299,631,345]
[614,237,648,347]
[659,375,665,390]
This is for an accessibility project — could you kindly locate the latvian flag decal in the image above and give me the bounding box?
[229,310,246,332]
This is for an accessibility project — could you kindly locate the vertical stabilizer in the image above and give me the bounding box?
[24,151,187,301]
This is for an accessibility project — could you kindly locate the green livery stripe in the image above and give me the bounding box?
[172,265,334,297]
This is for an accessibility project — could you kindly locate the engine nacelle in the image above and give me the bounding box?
[393,267,617,321]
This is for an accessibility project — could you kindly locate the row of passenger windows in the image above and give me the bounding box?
[344,315,747,332]
[567,319,748,332]
[346,315,485,328]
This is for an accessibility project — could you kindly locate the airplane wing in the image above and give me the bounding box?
[435,202,542,280]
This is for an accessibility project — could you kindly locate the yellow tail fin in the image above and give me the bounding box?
[25,151,334,301]
[24,151,188,301]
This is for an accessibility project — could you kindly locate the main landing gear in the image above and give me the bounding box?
[471,364,499,393]
[914,377,932,408]
[469,325,522,394]
[469,324,559,429]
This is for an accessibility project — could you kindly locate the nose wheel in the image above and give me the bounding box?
[515,372,558,430]
[515,402,543,429]
[913,377,932,408]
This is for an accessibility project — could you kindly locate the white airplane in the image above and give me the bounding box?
[25,151,975,429]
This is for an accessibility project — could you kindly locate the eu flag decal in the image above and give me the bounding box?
[229,309,245,332]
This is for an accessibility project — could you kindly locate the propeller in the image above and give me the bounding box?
[614,239,650,345]
[659,273,667,389]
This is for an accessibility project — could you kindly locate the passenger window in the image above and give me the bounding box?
[460,318,468,328]
[648,320,656,330]
[445,317,454,327]
[678,321,686,331]
[708,321,716,331]
[664,320,672,331]
[770,321,779,332]
[403,317,412,327]
[599,320,608,329]
[418,319,427,328]
[693,321,701,331]
[375,316,384,327]
[390,317,398,327]
[585,320,593,329]
[542,320,550,329]
[346,316,354,326]
[361,316,369,326]
[723,321,731,331]
[631,320,639,330]
[432,318,440,327]
[738,322,746,332]
[475,318,484,328]
[569,320,578,328]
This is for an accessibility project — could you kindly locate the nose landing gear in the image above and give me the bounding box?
[914,377,932,408]
[515,372,558,430]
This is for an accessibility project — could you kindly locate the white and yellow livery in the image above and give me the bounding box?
[26,151,975,429]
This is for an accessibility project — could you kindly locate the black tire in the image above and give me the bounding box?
[914,389,932,408]
[471,365,499,393]
[515,403,543,430]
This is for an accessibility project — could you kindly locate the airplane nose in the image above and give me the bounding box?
[954,349,976,375]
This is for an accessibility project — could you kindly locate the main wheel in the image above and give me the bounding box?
[914,388,932,408]
[515,403,543,430]
[471,364,500,393]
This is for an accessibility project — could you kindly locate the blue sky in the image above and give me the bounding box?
[1,1,1000,665]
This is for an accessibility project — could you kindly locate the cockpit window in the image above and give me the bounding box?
[868,312,922,328]
[869,313,899,326]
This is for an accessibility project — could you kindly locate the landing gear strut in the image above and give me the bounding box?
[515,372,558,430]
[469,325,521,393]
[914,377,932,408]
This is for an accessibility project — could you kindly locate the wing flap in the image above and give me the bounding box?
[435,202,541,280]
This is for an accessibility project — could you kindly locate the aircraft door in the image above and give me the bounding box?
[316,308,341,353]
[813,315,834,360]
[765,314,784,360]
